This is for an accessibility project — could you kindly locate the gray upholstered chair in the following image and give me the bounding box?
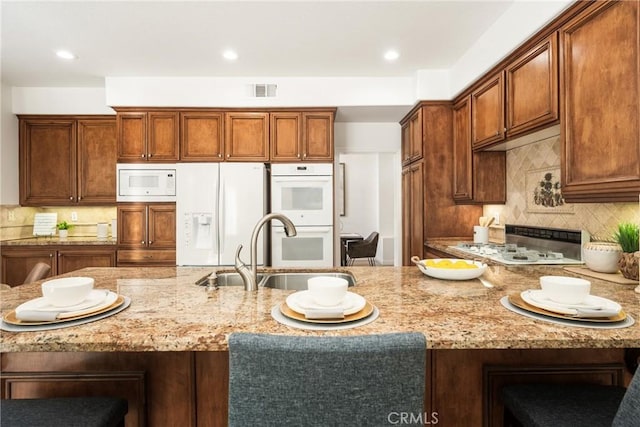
[501,365,640,427]
[346,231,379,266]
[22,262,52,284]
[1,396,128,427]
[228,332,426,426]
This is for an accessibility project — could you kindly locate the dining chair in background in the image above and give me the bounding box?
[22,262,52,284]
[228,332,426,426]
[346,231,379,266]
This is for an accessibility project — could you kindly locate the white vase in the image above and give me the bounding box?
[58,229,68,241]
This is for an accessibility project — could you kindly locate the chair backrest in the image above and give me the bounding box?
[347,232,379,258]
[23,262,52,284]
[228,332,426,426]
[613,366,640,426]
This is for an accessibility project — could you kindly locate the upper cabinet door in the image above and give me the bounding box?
[506,33,559,137]
[270,112,302,161]
[117,112,147,161]
[400,108,423,165]
[224,112,270,161]
[471,72,505,149]
[452,97,473,202]
[560,0,640,202]
[147,112,179,161]
[180,112,224,161]
[302,112,334,161]
[20,119,77,206]
[77,119,117,204]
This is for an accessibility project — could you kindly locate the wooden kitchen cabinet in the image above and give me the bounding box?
[270,110,335,162]
[453,97,507,204]
[471,72,505,149]
[402,162,424,265]
[116,110,179,162]
[117,203,176,265]
[401,108,423,165]
[505,33,559,138]
[180,111,224,161]
[560,0,640,202]
[224,112,269,161]
[19,116,117,206]
[0,245,116,287]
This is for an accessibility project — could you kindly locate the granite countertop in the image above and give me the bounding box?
[0,237,117,246]
[1,265,638,353]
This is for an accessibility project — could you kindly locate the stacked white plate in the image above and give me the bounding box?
[286,291,366,317]
[14,290,119,322]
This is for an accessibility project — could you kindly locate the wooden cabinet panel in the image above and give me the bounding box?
[224,112,269,161]
[117,203,176,265]
[148,111,179,161]
[1,248,55,287]
[148,204,176,249]
[77,119,117,204]
[57,248,116,275]
[506,33,559,137]
[180,112,224,161]
[116,112,146,161]
[401,167,411,266]
[560,0,640,202]
[473,151,507,204]
[303,112,334,161]
[472,72,505,149]
[270,112,302,161]
[19,119,76,205]
[401,109,423,165]
[453,98,473,202]
[401,163,425,265]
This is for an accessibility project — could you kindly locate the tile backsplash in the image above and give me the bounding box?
[485,136,639,241]
[0,205,117,241]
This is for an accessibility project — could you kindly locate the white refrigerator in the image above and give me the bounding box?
[176,163,266,266]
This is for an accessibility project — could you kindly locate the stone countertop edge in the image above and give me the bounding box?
[0,265,638,353]
[0,237,117,246]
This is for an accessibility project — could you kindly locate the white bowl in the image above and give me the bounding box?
[583,242,622,273]
[307,276,349,306]
[41,277,94,307]
[415,258,487,281]
[539,275,591,305]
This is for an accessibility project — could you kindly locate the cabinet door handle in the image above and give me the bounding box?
[218,153,222,158]
[149,240,153,245]
[141,241,146,245]
[141,153,146,158]
[148,153,153,158]
[49,253,54,257]
[69,196,74,201]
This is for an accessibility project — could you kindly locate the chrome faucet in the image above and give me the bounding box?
[235,213,297,291]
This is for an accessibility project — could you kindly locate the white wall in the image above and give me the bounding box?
[1,84,19,204]
[12,87,114,114]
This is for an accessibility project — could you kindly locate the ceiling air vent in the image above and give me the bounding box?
[253,84,277,98]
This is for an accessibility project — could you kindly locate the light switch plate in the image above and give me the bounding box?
[493,213,500,225]
[71,211,78,221]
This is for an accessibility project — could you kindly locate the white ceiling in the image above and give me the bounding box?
[1,0,514,88]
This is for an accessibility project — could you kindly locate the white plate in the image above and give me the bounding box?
[414,258,487,280]
[286,291,366,316]
[15,291,117,321]
[521,289,621,318]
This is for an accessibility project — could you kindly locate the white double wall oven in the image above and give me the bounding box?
[270,163,334,267]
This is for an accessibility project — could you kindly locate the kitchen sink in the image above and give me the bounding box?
[197,271,356,290]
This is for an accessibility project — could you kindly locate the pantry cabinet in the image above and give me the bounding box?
[180,112,224,161]
[116,111,179,162]
[224,112,270,161]
[0,246,116,287]
[19,116,117,206]
[270,111,335,162]
[560,0,640,202]
[117,203,176,266]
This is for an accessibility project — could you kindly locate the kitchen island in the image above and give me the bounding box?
[1,265,639,426]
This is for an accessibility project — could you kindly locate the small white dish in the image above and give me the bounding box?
[41,276,94,307]
[521,289,621,318]
[307,276,349,306]
[286,291,366,316]
[539,275,591,304]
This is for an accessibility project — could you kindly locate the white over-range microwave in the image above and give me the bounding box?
[116,164,177,202]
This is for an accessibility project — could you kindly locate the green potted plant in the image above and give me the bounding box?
[56,221,73,240]
[613,222,639,280]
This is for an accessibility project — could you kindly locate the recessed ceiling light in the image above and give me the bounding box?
[56,50,77,60]
[384,50,400,62]
[223,50,238,61]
